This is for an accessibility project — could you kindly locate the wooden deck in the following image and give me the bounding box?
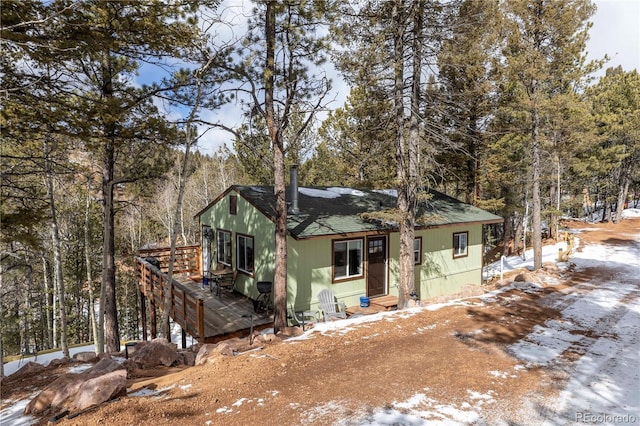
[346,294,398,317]
[175,275,273,341]
[136,249,272,344]
[370,295,398,310]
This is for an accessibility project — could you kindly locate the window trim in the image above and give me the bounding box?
[414,236,422,265]
[236,233,254,275]
[332,238,364,282]
[453,231,469,259]
[229,195,238,215]
[216,229,232,267]
[202,225,212,273]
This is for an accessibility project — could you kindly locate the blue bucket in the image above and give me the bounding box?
[360,296,370,308]
[203,276,209,287]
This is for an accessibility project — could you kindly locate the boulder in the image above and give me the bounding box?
[12,361,45,379]
[24,358,126,416]
[71,369,127,411]
[195,343,219,366]
[129,339,178,369]
[48,357,70,368]
[24,366,127,417]
[87,357,121,375]
[277,326,304,338]
[25,373,83,416]
[73,351,98,362]
[178,350,196,366]
[194,340,244,365]
[254,333,280,344]
[513,271,535,282]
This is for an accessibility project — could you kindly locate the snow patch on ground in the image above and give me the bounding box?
[360,389,493,425]
[621,208,640,219]
[506,239,640,424]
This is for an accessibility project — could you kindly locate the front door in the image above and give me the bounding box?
[367,236,387,297]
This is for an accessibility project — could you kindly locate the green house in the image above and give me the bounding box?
[195,181,502,313]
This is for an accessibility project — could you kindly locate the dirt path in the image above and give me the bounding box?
[5,218,639,425]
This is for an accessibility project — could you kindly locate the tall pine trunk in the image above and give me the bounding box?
[101,140,119,353]
[84,187,100,352]
[394,1,422,308]
[531,85,542,270]
[529,1,543,268]
[101,53,120,354]
[44,139,69,357]
[392,1,409,308]
[42,256,53,348]
[614,168,630,223]
[264,1,288,333]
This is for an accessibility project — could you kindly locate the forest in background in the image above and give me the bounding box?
[1,1,638,365]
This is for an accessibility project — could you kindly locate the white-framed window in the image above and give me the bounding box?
[333,239,363,280]
[414,237,422,265]
[453,231,468,258]
[237,233,254,274]
[217,229,232,266]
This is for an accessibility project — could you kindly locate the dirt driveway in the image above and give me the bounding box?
[4,218,639,425]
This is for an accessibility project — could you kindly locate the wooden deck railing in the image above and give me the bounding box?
[136,255,205,342]
[137,244,201,276]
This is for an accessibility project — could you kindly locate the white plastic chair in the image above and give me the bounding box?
[318,289,347,321]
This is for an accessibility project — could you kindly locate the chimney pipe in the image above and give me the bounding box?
[289,165,300,215]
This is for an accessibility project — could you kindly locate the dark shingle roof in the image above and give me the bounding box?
[233,185,502,239]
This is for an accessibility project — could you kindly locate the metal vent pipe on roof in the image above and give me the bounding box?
[289,164,300,215]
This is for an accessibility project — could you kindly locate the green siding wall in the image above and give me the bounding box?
[387,224,484,299]
[287,237,367,312]
[199,190,276,298]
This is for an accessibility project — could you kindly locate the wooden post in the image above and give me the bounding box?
[196,245,202,277]
[183,289,188,334]
[140,287,147,341]
[197,299,204,343]
[150,300,157,339]
[181,328,187,349]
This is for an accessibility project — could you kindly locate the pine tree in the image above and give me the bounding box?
[500,0,595,269]
[314,86,396,188]
[437,0,501,205]
[230,1,332,331]
[333,1,456,307]
[583,67,640,222]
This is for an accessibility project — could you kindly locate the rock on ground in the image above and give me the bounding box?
[24,358,125,417]
[128,338,179,369]
[71,369,127,411]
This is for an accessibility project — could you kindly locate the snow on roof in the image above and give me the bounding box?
[373,189,398,197]
[249,186,268,193]
[297,187,366,199]
[298,187,341,199]
[326,187,365,197]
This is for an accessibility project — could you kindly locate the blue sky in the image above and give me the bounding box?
[141,0,640,156]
